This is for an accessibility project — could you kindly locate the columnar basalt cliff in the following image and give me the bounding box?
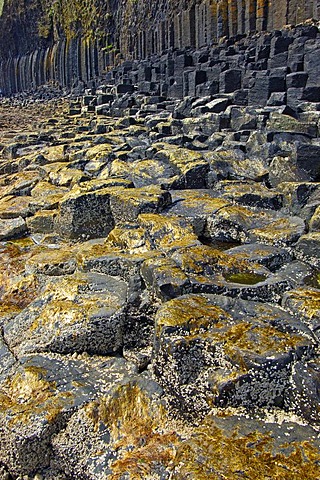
[0,0,319,94]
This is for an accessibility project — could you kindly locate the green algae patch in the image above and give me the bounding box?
[172,245,264,277]
[283,288,320,320]
[86,384,178,480]
[84,384,320,480]
[138,213,199,251]
[173,420,320,480]
[0,366,73,426]
[223,272,267,285]
[222,322,306,357]
[156,294,232,334]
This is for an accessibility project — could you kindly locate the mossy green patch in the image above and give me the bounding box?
[223,272,267,285]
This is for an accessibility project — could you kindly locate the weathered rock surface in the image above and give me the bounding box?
[0,21,320,479]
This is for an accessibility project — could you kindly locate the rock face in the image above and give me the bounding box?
[0,7,319,480]
[0,0,320,94]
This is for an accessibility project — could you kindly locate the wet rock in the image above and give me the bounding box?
[282,288,320,338]
[25,247,77,276]
[286,359,320,425]
[0,336,16,382]
[152,294,315,416]
[0,217,27,240]
[77,240,160,282]
[26,210,58,234]
[3,273,129,356]
[295,232,320,268]
[225,243,292,272]
[0,195,33,219]
[141,257,190,301]
[214,180,283,210]
[295,144,320,180]
[153,144,209,188]
[204,148,268,182]
[0,353,136,476]
[52,376,168,480]
[166,189,229,236]
[171,414,320,479]
[137,213,199,251]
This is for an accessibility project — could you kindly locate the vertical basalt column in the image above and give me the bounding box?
[161,21,166,52]
[245,0,257,32]
[31,49,39,90]
[217,0,229,39]
[267,0,274,30]
[14,57,20,92]
[174,13,183,48]
[43,47,51,84]
[190,5,196,47]
[228,0,238,36]
[65,39,72,88]
[51,43,59,83]
[287,0,302,25]
[20,56,27,91]
[236,0,246,34]
[80,38,87,83]
[314,0,320,19]
[256,0,269,31]
[170,20,175,48]
[211,0,218,42]
[38,49,46,87]
[271,0,288,29]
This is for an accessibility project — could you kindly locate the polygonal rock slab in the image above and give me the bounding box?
[152,294,315,417]
[295,232,320,268]
[166,189,229,236]
[0,353,136,476]
[0,217,27,240]
[55,186,116,240]
[171,244,289,302]
[109,185,172,223]
[53,379,320,479]
[52,377,166,480]
[4,273,128,356]
[25,246,77,276]
[138,213,199,251]
[285,358,320,424]
[171,415,320,479]
[282,288,320,338]
[154,144,210,188]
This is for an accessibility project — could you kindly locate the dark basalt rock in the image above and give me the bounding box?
[0,10,320,479]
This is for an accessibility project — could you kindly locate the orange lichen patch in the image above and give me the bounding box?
[0,366,74,426]
[86,384,178,480]
[156,295,232,334]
